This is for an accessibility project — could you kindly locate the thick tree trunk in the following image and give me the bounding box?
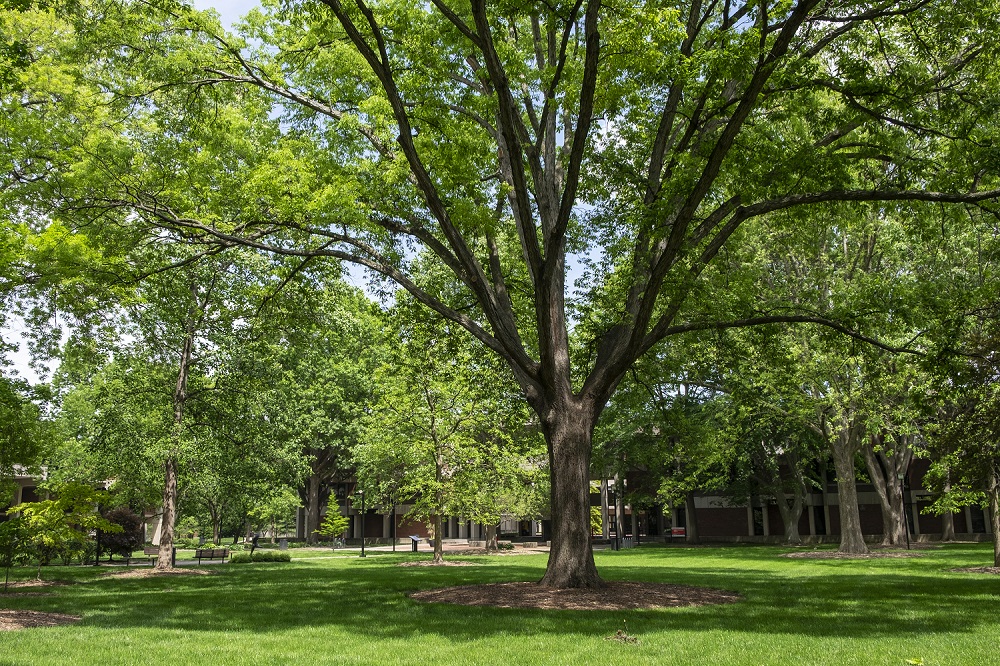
[775,493,803,545]
[863,434,912,547]
[538,407,602,588]
[485,524,498,552]
[684,491,700,544]
[306,472,321,545]
[831,428,868,554]
[157,456,178,570]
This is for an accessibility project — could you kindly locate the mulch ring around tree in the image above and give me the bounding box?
[409,581,742,610]
[0,609,81,631]
[781,551,925,559]
[951,566,1000,574]
[0,580,71,596]
[100,568,214,580]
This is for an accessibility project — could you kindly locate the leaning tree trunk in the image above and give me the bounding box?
[831,425,869,554]
[538,404,602,588]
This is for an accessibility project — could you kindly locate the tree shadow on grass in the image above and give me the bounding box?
[7,549,1000,643]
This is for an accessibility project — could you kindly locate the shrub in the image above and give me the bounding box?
[497,542,515,551]
[100,507,144,560]
[230,550,291,564]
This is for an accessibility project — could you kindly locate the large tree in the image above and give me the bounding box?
[16,0,1000,586]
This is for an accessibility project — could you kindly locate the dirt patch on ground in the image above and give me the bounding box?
[0,580,69,589]
[100,568,214,579]
[781,551,924,559]
[0,592,54,598]
[409,581,741,610]
[951,566,1000,574]
[398,560,479,567]
[0,609,81,631]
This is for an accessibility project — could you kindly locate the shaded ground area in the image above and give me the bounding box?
[0,609,80,631]
[782,551,925,559]
[952,566,1000,574]
[409,581,741,610]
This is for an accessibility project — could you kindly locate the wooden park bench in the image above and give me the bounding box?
[126,547,178,567]
[125,547,161,566]
[194,548,229,564]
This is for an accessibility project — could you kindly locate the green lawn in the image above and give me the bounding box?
[1,544,998,665]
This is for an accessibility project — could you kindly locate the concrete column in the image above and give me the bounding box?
[762,502,770,537]
[964,506,974,533]
[382,514,391,538]
[630,507,639,538]
[747,504,755,537]
[354,514,363,539]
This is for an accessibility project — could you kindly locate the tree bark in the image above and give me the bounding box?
[306,472,321,545]
[157,323,194,570]
[775,493,804,545]
[432,512,444,564]
[831,421,868,554]
[538,406,602,588]
[485,523,498,553]
[684,490,700,545]
[863,433,912,547]
[989,466,1000,568]
[207,500,221,545]
[941,476,956,541]
[156,456,178,570]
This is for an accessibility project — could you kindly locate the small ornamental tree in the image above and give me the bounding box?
[7,482,120,579]
[99,506,144,561]
[0,520,29,592]
[314,512,351,547]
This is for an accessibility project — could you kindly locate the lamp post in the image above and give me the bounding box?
[359,489,366,558]
[897,469,910,550]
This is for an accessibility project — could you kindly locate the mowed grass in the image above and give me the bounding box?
[1,543,998,666]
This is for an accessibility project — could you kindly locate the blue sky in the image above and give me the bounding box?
[191,0,257,27]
